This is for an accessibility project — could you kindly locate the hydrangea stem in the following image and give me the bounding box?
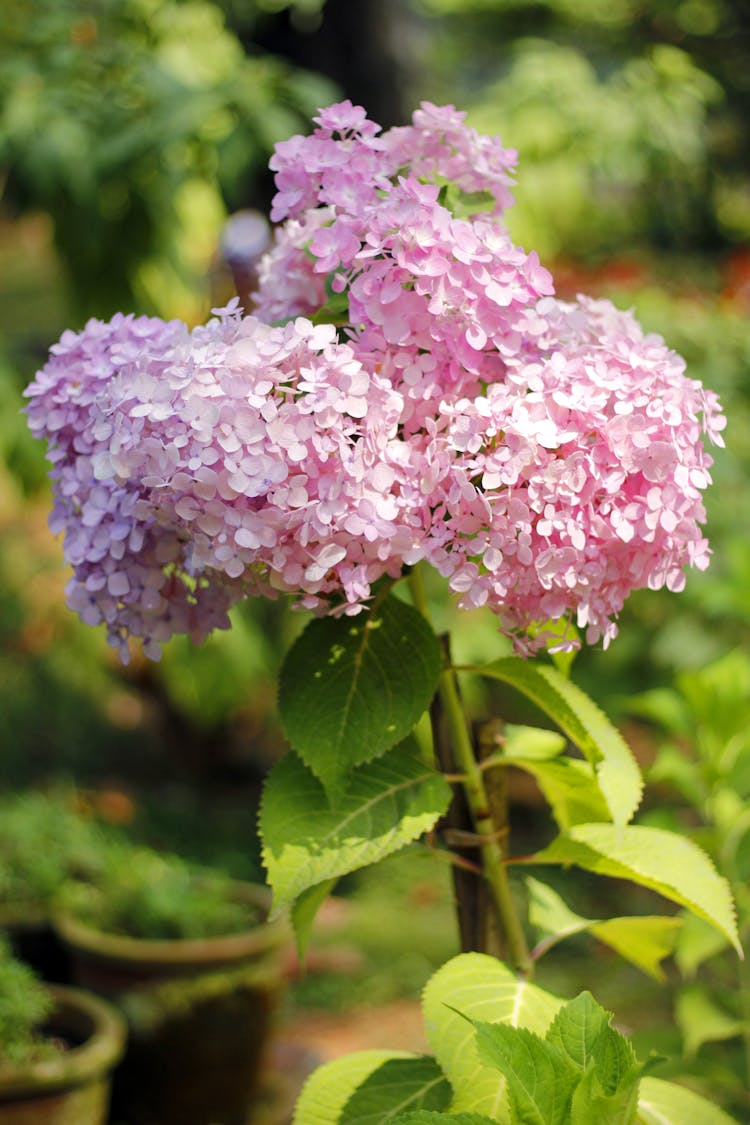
[408,567,532,975]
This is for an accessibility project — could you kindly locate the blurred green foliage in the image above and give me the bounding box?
[467,41,721,260]
[0,0,335,320]
[627,650,750,1117]
[61,844,262,939]
[0,788,110,911]
[0,937,55,1069]
[417,0,750,257]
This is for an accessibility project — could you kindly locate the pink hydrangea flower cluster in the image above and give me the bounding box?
[26,101,725,659]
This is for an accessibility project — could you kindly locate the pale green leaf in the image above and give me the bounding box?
[474,659,643,825]
[637,1077,740,1125]
[527,877,681,980]
[502,724,567,761]
[674,910,730,978]
[530,824,741,954]
[293,1051,416,1125]
[341,1056,451,1123]
[261,747,451,913]
[588,917,682,982]
[291,878,338,960]
[279,596,441,800]
[472,1021,579,1125]
[527,876,591,945]
[675,984,746,1057]
[509,758,611,830]
[422,953,561,1120]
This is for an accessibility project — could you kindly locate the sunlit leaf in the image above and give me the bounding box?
[422,953,561,1118]
[293,1050,416,1125]
[527,877,682,980]
[473,659,642,825]
[637,1077,740,1125]
[586,917,682,982]
[529,824,741,954]
[509,758,610,830]
[502,725,567,761]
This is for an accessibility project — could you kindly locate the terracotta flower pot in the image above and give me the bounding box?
[54,882,287,1125]
[0,985,126,1125]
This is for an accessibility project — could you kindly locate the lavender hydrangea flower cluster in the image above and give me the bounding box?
[26,102,725,661]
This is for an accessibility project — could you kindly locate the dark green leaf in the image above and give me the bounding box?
[394,1114,498,1125]
[279,596,441,801]
[341,1056,451,1123]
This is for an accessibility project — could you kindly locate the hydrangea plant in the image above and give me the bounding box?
[26,101,740,1124]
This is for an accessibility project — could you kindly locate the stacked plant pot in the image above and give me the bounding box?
[54,882,286,1125]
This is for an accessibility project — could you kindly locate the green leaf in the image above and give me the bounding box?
[473,659,643,825]
[674,910,730,978]
[637,1077,740,1125]
[527,877,592,948]
[502,725,567,761]
[260,746,451,915]
[570,1067,640,1125]
[586,917,682,982]
[291,878,338,961]
[422,953,561,1119]
[341,1056,451,1123]
[509,758,611,830]
[525,617,580,677]
[293,1050,417,1125]
[546,991,629,1076]
[529,824,741,954]
[547,993,639,1095]
[675,984,746,1056]
[472,1020,579,1125]
[394,1114,498,1125]
[279,595,441,801]
[526,877,682,980]
[311,285,351,326]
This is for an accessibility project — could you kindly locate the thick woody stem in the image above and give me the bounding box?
[408,567,531,974]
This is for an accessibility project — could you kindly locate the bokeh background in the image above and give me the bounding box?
[2,1,750,1112]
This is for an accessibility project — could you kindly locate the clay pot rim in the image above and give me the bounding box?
[52,880,287,971]
[0,984,126,1101]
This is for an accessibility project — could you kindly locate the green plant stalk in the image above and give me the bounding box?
[408,567,532,975]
